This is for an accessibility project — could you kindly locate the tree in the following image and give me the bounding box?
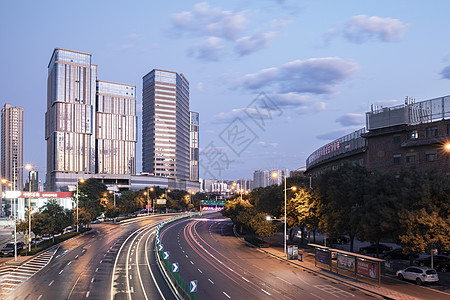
[42,199,73,236]
[285,188,314,243]
[253,185,283,218]
[250,212,277,240]
[77,178,107,223]
[316,163,369,252]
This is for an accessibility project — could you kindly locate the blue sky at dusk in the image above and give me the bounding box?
[2,0,450,180]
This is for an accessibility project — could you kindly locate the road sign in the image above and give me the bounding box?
[172,262,179,273]
[163,251,170,260]
[158,244,163,251]
[156,238,160,244]
[190,280,197,293]
[201,200,226,206]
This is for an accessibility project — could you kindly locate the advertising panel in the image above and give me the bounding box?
[337,255,356,272]
[157,199,167,205]
[357,260,378,279]
[315,249,331,266]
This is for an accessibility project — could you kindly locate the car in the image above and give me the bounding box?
[41,234,51,241]
[396,266,439,285]
[415,255,450,272]
[0,242,24,257]
[359,244,392,255]
[382,248,418,260]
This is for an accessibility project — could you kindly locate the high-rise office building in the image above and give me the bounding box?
[46,48,136,190]
[189,111,199,181]
[1,104,24,191]
[142,69,190,180]
[96,80,137,175]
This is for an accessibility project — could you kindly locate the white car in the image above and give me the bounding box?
[396,266,439,285]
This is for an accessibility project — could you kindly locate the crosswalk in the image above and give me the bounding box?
[0,246,59,298]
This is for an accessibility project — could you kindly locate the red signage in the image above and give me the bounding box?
[357,260,378,279]
[21,192,73,199]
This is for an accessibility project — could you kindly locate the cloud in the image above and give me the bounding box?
[336,113,365,126]
[343,15,410,43]
[188,37,226,61]
[440,65,450,79]
[235,31,278,56]
[257,141,279,148]
[171,2,247,40]
[324,15,410,45]
[240,57,358,95]
[372,99,403,107]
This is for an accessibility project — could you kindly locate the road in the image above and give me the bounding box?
[160,214,378,299]
[4,215,177,300]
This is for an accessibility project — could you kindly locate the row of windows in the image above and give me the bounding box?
[393,152,438,164]
[402,124,450,141]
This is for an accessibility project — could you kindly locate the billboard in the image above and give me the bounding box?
[3,191,73,199]
[315,249,331,266]
[337,255,356,272]
[157,199,167,205]
[357,260,378,279]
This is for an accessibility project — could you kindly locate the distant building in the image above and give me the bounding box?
[253,170,269,189]
[1,104,24,190]
[142,69,190,180]
[306,95,450,177]
[189,111,199,181]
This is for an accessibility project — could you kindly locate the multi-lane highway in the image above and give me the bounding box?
[4,214,177,300]
[159,213,377,299]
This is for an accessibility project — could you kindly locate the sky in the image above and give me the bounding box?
[2,0,450,181]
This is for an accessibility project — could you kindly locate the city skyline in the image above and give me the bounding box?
[2,1,450,181]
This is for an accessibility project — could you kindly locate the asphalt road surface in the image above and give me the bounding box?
[159,214,379,300]
[5,215,177,300]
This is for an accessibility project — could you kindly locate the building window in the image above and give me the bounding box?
[426,126,438,137]
[408,130,418,139]
[393,135,401,143]
[406,155,416,163]
[393,154,401,164]
[426,153,437,161]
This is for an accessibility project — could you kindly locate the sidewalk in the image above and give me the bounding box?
[242,231,420,300]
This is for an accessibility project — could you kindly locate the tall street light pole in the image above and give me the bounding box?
[272,171,296,258]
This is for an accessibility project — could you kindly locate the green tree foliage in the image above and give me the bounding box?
[249,212,277,240]
[252,185,282,217]
[398,170,450,257]
[286,188,316,244]
[77,178,107,223]
[316,163,369,252]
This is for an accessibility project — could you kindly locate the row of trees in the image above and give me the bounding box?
[222,164,450,258]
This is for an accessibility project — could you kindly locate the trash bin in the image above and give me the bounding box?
[298,253,303,261]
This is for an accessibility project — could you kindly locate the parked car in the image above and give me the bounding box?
[415,255,450,272]
[396,266,439,285]
[382,248,418,260]
[42,234,51,241]
[0,242,24,257]
[359,244,392,255]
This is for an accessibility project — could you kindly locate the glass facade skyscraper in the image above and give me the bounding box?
[46,48,136,190]
[142,69,190,180]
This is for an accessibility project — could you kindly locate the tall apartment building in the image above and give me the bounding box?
[1,104,24,190]
[96,80,137,175]
[253,170,269,189]
[45,48,136,190]
[190,111,199,181]
[142,69,190,180]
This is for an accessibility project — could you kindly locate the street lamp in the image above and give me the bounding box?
[271,171,297,258]
[76,179,85,232]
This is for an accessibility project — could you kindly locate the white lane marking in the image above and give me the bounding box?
[130,274,132,280]
[100,260,103,264]
[208,278,214,284]
[223,292,231,298]
[241,276,249,282]
[67,261,72,266]
[59,270,64,274]
[75,255,79,259]
[37,296,42,300]
[198,269,202,273]
[91,278,95,283]
[86,291,90,297]
[55,255,60,259]
[49,280,54,286]
[131,286,134,293]
[185,255,188,258]
[190,261,194,265]
[261,289,271,296]
[95,268,99,272]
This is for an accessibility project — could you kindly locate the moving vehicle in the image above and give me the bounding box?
[0,242,24,257]
[396,266,439,285]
